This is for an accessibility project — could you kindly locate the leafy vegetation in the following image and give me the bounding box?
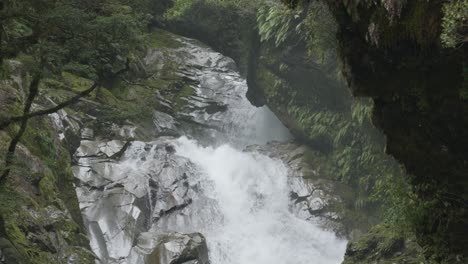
[165,0,260,20]
[257,3,300,47]
[257,1,336,63]
[0,0,466,262]
[441,0,468,48]
[0,1,178,262]
[1,0,146,80]
[253,1,408,226]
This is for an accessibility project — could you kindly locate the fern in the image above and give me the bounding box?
[257,3,301,47]
[352,98,373,125]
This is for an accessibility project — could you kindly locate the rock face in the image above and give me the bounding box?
[73,135,206,262]
[322,1,468,261]
[0,61,95,263]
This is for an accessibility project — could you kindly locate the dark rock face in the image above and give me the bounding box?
[324,0,468,261]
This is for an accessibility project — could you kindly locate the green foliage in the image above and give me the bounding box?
[371,172,417,230]
[257,3,300,47]
[351,99,373,126]
[441,0,468,48]
[257,1,337,66]
[165,0,260,20]
[1,0,147,80]
[0,114,93,262]
[164,0,195,20]
[161,0,259,74]
[343,224,426,264]
[145,28,183,49]
[129,0,172,18]
[299,1,337,62]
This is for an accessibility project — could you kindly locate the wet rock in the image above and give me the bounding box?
[73,138,204,263]
[98,140,125,157]
[129,232,209,264]
[81,128,94,140]
[246,141,354,235]
[153,111,177,134]
[75,140,101,157]
[75,139,128,159]
[117,125,137,139]
[48,109,82,154]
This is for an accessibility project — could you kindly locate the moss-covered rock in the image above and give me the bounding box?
[246,2,410,241]
[0,28,197,263]
[161,0,258,75]
[343,225,425,264]
[0,62,94,263]
[320,0,468,261]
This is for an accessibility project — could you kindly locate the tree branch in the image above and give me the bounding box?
[0,82,100,129]
[0,70,43,183]
[0,57,130,184]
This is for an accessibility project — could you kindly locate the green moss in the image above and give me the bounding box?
[146,28,183,49]
[0,186,51,263]
[0,111,91,262]
[61,72,95,92]
[21,119,56,161]
[0,82,24,121]
[0,132,11,160]
[41,72,94,93]
[38,170,58,203]
[344,224,425,264]
[173,84,194,111]
[96,87,120,106]
[95,84,155,125]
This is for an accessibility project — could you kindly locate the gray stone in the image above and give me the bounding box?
[81,128,94,140]
[73,138,205,263]
[129,232,209,264]
[153,111,177,133]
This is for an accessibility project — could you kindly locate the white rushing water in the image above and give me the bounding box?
[174,137,347,264]
[169,38,347,263]
[72,33,347,264]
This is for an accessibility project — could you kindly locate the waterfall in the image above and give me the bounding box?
[174,137,346,264]
[73,33,347,264]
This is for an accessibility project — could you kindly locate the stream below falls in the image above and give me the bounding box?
[71,35,347,264]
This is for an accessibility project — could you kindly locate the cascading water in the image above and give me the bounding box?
[174,138,347,264]
[72,33,347,264]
